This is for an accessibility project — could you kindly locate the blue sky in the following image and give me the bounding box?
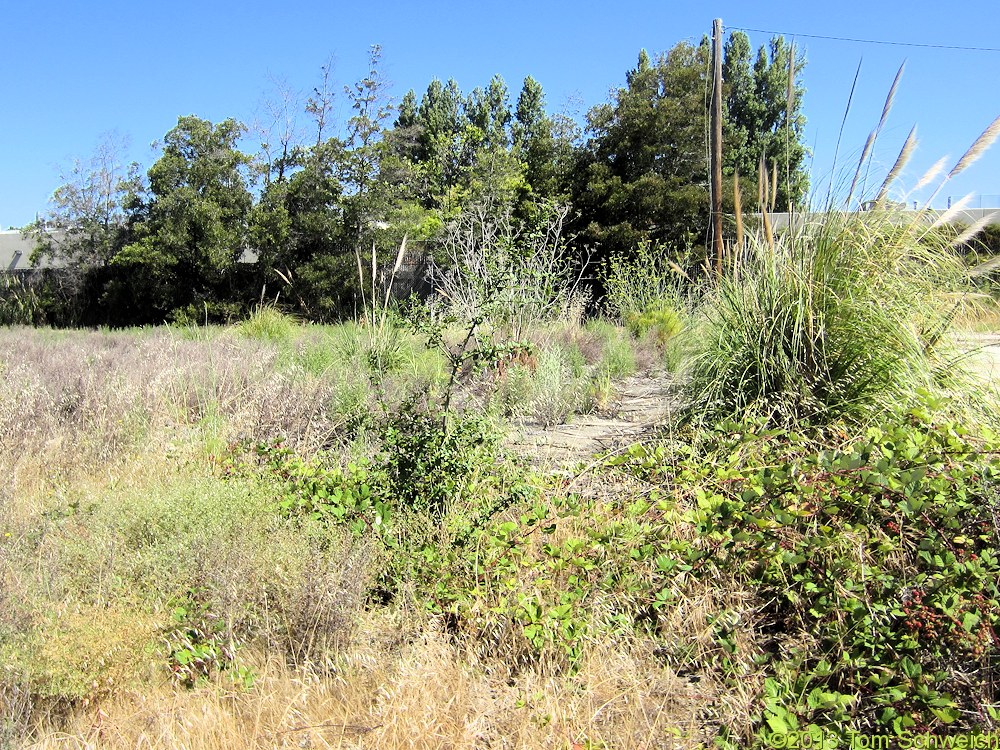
[2,0,998,228]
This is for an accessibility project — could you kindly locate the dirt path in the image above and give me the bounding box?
[508,373,678,469]
[956,333,1000,382]
[508,334,1000,470]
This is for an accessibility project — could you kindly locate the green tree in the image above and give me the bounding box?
[411,78,467,208]
[571,35,809,281]
[396,89,418,130]
[250,140,348,275]
[724,32,808,209]
[113,116,253,321]
[417,78,465,157]
[252,49,403,321]
[466,74,511,151]
[571,43,713,268]
[513,76,560,199]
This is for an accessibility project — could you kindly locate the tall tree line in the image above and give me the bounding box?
[22,33,807,327]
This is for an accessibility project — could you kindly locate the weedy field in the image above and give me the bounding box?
[0,312,704,750]
[5,117,1000,747]
[3,207,1000,748]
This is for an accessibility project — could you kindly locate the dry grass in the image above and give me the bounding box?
[951,293,1000,330]
[23,627,715,750]
[8,313,994,745]
[0,326,356,500]
[0,323,710,750]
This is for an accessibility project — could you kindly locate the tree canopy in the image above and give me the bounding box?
[20,31,810,326]
[570,35,808,273]
[110,116,254,322]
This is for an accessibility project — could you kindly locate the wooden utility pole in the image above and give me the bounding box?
[710,18,724,277]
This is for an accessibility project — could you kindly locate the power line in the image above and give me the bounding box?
[728,25,1000,53]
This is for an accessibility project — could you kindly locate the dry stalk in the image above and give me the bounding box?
[910,156,948,196]
[759,156,774,251]
[734,170,744,260]
[924,115,1000,208]
[847,63,904,207]
[949,114,1000,178]
[825,59,863,210]
[930,192,974,230]
[875,125,917,205]
[952,211,1000,252]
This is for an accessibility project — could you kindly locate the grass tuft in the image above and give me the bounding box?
[237,306,300,343]
[683,207,968,426]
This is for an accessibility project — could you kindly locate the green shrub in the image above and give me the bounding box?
[561,341,588,379]
[329,370,375,433]
[379,404,505,517]
[256,403,509,525]
[602,240,686,322]
[613,395,1000,738]
[0,274,42,325]
[163,587,249,688]
[254,440,388,534]
[624,301,683,345]
[171,300,245,327]
[361,320,406,378]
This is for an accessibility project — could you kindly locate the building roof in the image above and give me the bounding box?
[0,230,55,271]
[0,229,258,270]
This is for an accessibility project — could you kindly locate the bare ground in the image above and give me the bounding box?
[509,333,1000,471]
[957,332,1000,382]
[508,373,679,469]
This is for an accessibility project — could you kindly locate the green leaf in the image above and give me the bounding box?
[900,657,922,680]
[765,712,790,735]
[929,706,960,724]
[962,612,981,632]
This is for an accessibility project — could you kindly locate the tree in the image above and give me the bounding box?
[409,78,467,208]
[250,49,407,321]
[29,132,136,270]
[113,116,253,321]
[466,74,511,151]
[570,34,810,282]
[571,43,713,268]
[251,140,347,271]
[24,133,142,325]
[293,44,410,320]
[396,89,418,130]
[252,75,305,186]
[342,44,395,236]
[513,76,560,199]
[724,32,808,209]
[417,78,465,158]
[250,137,355,319]
[305,55,338,148]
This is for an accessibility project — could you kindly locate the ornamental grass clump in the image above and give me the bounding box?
[684,209,964,425]
[685,106,1000,427]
